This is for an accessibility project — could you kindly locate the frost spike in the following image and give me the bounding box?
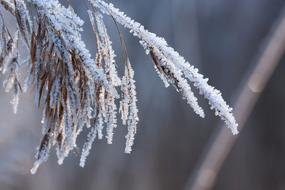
[88,9,120,144]
[119,59,139,154]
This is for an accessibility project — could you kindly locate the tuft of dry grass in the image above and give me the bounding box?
[0,0,238,174]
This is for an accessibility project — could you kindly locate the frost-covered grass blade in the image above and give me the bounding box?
[0,0,238,174]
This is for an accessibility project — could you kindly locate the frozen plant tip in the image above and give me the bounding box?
[120,59,139,154]
[0,0,238,174]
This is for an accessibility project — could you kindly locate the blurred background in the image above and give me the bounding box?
[1,0,285,189]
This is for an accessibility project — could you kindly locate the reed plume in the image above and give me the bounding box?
[0,0,238,174]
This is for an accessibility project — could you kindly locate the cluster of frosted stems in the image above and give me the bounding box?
[0,0,238,174]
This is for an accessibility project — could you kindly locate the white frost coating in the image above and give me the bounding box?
[40,106,49,135]
[2,30,21,114]
[96,89,106,140]
[153,64,170,88]
[63,105,74,151]
[30,147,48,175]
[23,63,33,92]
[150,47,205,118]
[55,117,65,165]
[30,135,51,175]
[0,0,15,14]
[88,10,121,144]
[2,31,19,74]
[119,60,139,154]
[49,77,60,109]
[79,126,97,167]
[14,0,32,44]
[119,73,129,125]
[26,0,116,173]
[30,161,40,175]
[80,114,104,167]
[91,0,238,134]
[28,0,110,89]
[89,10,121,87]
[182,68,239,134]
[105,93,117,144]
[11,82,20,114]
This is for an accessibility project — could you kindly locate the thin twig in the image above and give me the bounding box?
[184,5,285,190]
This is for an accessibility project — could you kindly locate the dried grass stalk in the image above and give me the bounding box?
[0,0,238,174]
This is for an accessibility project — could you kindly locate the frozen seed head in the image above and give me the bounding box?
[0,0,238,174]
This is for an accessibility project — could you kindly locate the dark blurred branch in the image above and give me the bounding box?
[183,6,285,190]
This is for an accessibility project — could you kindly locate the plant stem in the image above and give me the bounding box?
[184,5,285,190]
